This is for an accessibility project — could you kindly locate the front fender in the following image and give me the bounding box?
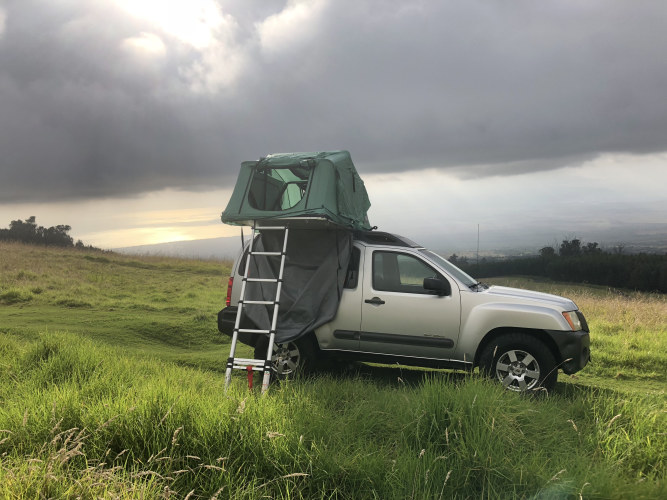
[456,302,570,361]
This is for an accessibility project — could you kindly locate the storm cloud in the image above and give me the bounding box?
[1,0,666,203]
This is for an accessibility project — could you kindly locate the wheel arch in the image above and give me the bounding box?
[296,330,321,353]
[255,330,320,350]
[473,327,561,368]
[253,331,320,379]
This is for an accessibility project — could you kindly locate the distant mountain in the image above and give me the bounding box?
[115,222,667,261]
[416,222,667,257]
[115,236,244,260]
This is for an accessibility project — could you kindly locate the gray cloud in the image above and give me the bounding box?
[1,0,667,203]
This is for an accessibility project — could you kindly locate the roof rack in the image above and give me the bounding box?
[353,231,422,248]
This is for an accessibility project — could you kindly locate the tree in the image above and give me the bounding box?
[559,239,581,257]
[8,216,39,244]
[583,242,602,255]
[539,246,556,259]
[42,225,74,247]
[1,216,76,247]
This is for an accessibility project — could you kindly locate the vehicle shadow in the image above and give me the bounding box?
[313,363,617,399]
[314,361,469,389]
[551,379,630,400]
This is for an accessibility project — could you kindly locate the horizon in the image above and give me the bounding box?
[110,222,667,262]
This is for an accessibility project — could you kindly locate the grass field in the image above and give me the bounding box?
[0,242,665,498]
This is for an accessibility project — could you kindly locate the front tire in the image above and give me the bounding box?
[254,336,315,380]
[479,333,557,393]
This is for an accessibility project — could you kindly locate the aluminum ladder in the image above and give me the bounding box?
[224,224,289,393]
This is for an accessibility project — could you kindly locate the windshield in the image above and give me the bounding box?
[419,249,478,288]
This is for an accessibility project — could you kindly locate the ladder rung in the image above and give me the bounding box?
[232,358,265,367]
[250,251,282,256]
[238,328,271,334]
[254,226,286,230]
[245,278,279,283]
[232,365,266,372]
[241,300,276,305]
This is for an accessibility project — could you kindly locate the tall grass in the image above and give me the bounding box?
[1,244,665,498]
[0,331,664,499]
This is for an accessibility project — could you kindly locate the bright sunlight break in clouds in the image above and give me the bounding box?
[115,0,223,49]
[1,0,666,251]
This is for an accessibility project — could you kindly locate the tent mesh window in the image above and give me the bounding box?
[247,166,311,212]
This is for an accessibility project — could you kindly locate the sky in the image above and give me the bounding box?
[1,0,666,252]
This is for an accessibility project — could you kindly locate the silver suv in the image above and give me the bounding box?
[218,231,590,393]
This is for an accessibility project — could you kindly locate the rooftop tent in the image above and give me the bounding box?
[221,151,371,230]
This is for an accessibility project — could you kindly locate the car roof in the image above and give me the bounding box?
[353,230,423,248]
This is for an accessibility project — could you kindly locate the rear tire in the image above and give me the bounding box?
[479,333,557,394]
[254,335,316,380]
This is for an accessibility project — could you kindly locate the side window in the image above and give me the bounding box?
[373,251,439,294]
[237,249,248,277]
[344,247,361,289]
[247,167,310,211]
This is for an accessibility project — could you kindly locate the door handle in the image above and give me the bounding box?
[365,297,386,305]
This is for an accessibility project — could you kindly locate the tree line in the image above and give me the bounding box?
[453,239,667,293]
[0,216,97,249]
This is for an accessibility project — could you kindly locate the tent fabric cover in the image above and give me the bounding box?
[221,151,371,231]
[243,229,352,343]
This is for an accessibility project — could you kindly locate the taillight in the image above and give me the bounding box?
[225,276,234,307]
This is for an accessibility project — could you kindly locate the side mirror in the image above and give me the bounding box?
[423,277,451,296]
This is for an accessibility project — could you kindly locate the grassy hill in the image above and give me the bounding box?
[0,243,240,370]
[0,242,665,498]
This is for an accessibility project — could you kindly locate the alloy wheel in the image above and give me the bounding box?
[494,349,542,392]
[271,342,301,376]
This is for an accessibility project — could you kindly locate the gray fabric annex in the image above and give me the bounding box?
[242,228,352,343]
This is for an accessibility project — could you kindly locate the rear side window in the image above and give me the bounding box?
[237,249,248,277]
[344,247,361,289]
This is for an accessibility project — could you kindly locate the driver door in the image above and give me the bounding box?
[359,250,461,359]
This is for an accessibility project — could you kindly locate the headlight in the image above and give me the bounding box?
[562,311,583,331]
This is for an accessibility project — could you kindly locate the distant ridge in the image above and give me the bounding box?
[113,222,667,261]
[115,236,243,260]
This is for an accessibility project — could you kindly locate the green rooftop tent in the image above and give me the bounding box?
[219,151,372,343]
[221,151,371,230]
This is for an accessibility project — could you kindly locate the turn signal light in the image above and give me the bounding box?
[562,311,582,331]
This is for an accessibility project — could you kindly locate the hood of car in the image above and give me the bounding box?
[483,286,577,311]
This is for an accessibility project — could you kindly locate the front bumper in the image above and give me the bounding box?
[545,329,590,374]
[217,306,236,336]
